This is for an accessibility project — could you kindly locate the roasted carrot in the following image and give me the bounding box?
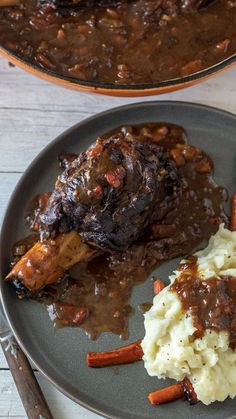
[148,383,184,405]
[230,194,236,231]
[153,279,165,296]
[86,340,143,367]
[182,378,198,404]
[148,378,198,406]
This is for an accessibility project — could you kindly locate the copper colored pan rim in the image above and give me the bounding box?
[1,45,236,96]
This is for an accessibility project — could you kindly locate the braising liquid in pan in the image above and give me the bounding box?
[0,0,236,84]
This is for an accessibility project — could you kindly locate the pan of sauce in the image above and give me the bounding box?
[0,0,236,95]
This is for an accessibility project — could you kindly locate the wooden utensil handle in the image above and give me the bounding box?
[1,337,53,419]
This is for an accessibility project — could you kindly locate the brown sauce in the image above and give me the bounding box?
[138,303,153,314]
[12,122,228,340]
[45,254,135,339]
[170,258,236,348]
[25,192,52,231]
[12,233,38,259]
[0,0,236,85]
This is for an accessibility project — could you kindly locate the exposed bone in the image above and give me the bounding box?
[6,231,95,293]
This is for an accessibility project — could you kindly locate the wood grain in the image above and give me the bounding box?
[0,173,21,225]
[0,368,99,418]
[0,58,236,172]
[0,54,236,418]
[1,338,53,419]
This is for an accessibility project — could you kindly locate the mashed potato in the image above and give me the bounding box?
[141,225,236,405]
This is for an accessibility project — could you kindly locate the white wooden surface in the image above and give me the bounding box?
[0,55,236,419]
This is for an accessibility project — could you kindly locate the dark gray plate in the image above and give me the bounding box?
[0,101,236,419]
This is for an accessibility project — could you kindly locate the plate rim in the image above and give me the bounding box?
[1,100,236,419]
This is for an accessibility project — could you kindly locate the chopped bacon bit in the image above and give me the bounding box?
[180,59,202,76]
[193,321,204,338]
[41,3,54,14]
[68,63,86,79]
[89,184,103,198]
[104,170,121,188]
[179,145,201,160]
[169,148,185,167]
[153,279,165,295]
[115,165,126,179]
[57,29,65,39]
[38,192,51,211]
[73,307,90,324]
[87,142,104,158]
[195,157,212,173]
[35,53,56,70]
[209,216,222,225]
[33,192,52,231]
[153,126,169,142]
[58,304,89,326]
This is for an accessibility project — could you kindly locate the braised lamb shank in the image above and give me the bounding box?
[6,134,179,294]
[40,135,179,251]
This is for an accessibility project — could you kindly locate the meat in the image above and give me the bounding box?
[39,134,179,251]
[6,133,179,295]
[5,122,228,311]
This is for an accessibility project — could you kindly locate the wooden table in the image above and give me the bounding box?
[0,55,236,419]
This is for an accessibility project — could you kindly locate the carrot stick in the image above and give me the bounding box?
[86,340,143,368]
[148,383,184,405]
[153,279,165,295]
[230,194,236,231]
[148,378,198,406]
[182,378,198,404]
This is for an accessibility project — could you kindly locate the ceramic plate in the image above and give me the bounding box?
[0,101,235,419]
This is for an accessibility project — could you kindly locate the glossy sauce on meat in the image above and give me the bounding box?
[13,122,228,340]
[170,258,236,348]
[40,131,179,251]
[0,0,236,84]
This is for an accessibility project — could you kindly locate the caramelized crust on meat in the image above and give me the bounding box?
[39,135,179,251]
